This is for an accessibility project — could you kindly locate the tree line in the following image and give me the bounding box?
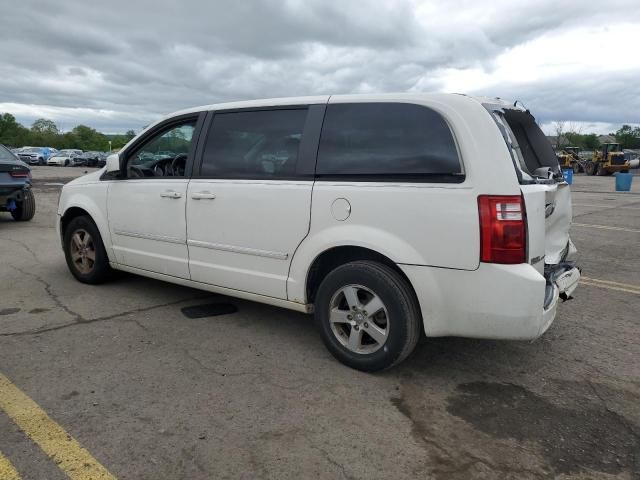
[2,110,638,153]
[0,113,136,151]
[553,122,640,150]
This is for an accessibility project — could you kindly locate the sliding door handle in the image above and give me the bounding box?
[160,190,182,199]
[191,192,216,200]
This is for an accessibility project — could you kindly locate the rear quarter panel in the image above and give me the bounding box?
[287,94,522,303]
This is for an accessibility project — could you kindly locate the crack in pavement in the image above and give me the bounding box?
[0,296,207,337]
[8,263,84,322]
[0,236,43,263]
[312,443,358,480]
[585,378,640,440]
[2,263,209,337]
[180,347,308,391]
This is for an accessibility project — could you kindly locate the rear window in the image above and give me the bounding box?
[490,108,561,183]
[316,103,462,181]
[0,145,17,162]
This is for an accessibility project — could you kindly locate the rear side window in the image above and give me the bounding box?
[316,103,462,181]
[0,144,17,162]
[200,109,308,179]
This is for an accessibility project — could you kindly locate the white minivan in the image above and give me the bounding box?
[56,94,580,371]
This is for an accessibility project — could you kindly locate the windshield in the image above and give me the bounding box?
[0,144,18,162]
[26,147,42,153]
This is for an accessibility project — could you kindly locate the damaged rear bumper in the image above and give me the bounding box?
[0,185,31,212]
[539,264,580,336]
[400,259,580,341]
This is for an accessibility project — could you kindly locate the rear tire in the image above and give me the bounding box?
[63,215,111,284]
[596,163,607,176]
[314,261,421,372]
[11,189,36,221]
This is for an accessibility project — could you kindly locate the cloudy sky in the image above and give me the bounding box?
[1,0,638,134]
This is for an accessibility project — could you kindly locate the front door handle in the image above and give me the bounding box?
[191,191,216,200]
[160,190,182,199]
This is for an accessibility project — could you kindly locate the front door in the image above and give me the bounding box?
[108,117,200,279]
[186,107,319,299]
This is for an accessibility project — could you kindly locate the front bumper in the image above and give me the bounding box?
[400,262,580,341]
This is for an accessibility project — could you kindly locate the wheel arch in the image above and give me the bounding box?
[303,245,416,305]
[60,206,92,240]
[60,198,115,263]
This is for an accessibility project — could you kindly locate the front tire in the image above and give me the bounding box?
[585,161,596,175]
[63,215,111,284]
[11,189,36,221]
[314,261,421,372]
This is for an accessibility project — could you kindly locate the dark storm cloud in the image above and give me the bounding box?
[0,0,638,132]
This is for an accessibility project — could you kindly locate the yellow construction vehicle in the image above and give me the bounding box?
[584,143,630,176]
[557,146,581,173]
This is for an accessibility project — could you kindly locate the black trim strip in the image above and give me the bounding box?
[314,173,466,183]
[296,104,326,178]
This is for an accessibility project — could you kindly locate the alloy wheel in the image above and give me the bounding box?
[69,229,96,274]
[329,284,389,354]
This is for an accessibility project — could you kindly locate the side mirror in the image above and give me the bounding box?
[105,154,120,173]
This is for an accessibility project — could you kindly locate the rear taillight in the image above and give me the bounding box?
[9,171,29,178]
[478,195,526,264]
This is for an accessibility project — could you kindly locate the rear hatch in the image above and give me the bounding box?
[486,104,579,304]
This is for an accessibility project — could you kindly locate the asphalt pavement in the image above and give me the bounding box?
[1,166,638,479]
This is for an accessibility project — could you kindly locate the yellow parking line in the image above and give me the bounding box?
[0,451,21,480]
[0,373,116,480]
[581,276,640,290]
[573,203,640,210]
[580,280,640,295]
[572,223,640,233]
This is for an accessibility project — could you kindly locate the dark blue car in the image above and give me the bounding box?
[0,144,35,221]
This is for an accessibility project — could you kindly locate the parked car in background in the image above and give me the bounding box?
[73,151,101,167]
[0,144,35,221]
[18,146,56,165]
[59,149,83,157]
[70,155,88,167]
[57,93,580,371]
[96,152,108,167]
[48,151,79,166]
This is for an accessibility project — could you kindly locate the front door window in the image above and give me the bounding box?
[127,122,196,178]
